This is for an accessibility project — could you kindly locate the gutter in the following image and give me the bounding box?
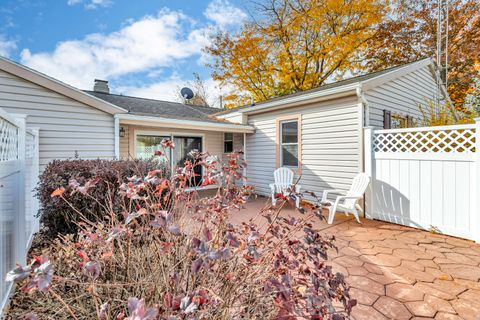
[115,114,255,133]
[215,83,360,117]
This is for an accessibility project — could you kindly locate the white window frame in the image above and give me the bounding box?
[223,132,234,153]
[279,120,299,168]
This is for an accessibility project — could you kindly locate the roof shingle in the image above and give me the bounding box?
[84,91,223,122]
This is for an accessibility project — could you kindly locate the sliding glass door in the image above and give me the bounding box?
[135,133,203,185]
[173,137,203,185]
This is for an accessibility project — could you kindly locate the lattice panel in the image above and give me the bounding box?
[26,132,36,159]
[373,128,476,153]
[0,117,18,161]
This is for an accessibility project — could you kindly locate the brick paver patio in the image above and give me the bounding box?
[233,197,480,320]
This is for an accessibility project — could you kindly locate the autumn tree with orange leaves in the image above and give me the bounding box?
[206,0,388,108]
[362,0,480,112]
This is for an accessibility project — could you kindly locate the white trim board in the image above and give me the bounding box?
[116,114,255,133]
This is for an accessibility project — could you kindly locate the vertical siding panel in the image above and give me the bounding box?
[443,162,456,228]
[389,159,399,219]
[455,162,469,232]
[399,160,410,220]
[419,161,431,224]
[431,162,443,227]
[469,162,476,235]
[382,160,392,217]
[409,160,420,224]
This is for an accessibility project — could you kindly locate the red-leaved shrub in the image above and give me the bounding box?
[37,158,164,238]
[7,143,356,319]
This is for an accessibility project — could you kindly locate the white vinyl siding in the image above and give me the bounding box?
[365,66,441,129]
[215,111,246,124]
[246,95,361,198]
[120,125,130,159]
[232,133,244,152]
[0,70,115,170]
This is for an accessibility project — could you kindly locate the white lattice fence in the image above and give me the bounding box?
[0,116,18,161]
[365,121,480,242]
[0,109,40,312]
[373,124,476,154]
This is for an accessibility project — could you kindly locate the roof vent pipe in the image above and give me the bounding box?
[94,79,110,94]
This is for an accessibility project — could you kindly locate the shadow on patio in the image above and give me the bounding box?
[231,196,480,320]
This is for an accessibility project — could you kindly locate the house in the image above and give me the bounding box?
[0,56,446,199]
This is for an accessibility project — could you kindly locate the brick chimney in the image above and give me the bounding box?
[94,79,109,94]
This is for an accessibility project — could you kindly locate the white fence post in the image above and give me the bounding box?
[364,126,374,219]
[14,115,27,265]
[31,128,40,233]
[474,118,480,243]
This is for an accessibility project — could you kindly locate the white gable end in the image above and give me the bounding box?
[0,69,116,169]
[364,63,443,128]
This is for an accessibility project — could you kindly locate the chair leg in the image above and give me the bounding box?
[352,207,361,224]
[295,195,300,208]
[355,203,364,215]
[327,204,337,224]
[271,194,277,206]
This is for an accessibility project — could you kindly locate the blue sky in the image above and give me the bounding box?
[0,0,248,106]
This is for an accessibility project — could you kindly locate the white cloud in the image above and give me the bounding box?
[67,0,112,9]
[20,0,247,101]
[20,10,209,89]
[204,0,247,28]
[0,34,16,58]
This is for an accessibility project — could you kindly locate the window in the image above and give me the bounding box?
[391,114,408,128]
[384,110,414,129]
[224,132,233,153]
[280,120,299,167]
[135,132,204,186]
[136,135,170,161]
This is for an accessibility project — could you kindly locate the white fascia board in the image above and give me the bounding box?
[115,114,255,133]
[0,56,127,115]
[360,58,433,91]
[240,83,360,115]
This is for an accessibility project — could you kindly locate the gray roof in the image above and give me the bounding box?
[214,58,431,115]
[84,91,224,122]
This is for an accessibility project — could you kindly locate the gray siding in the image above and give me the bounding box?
[0,70,115,170]
[365,66,440,129]
[246,95,361,199]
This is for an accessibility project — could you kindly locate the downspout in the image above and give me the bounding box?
[356,85,370,127]
[243,132,247,186]
[356,85,369,175]
[356,85,369,216]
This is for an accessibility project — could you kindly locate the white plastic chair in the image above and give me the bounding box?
[269,167,301,207]
[321,173,370,224]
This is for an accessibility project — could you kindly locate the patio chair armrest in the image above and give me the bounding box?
[269,183,275,192]
[322,189,346,202]
[336,195,363,201]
